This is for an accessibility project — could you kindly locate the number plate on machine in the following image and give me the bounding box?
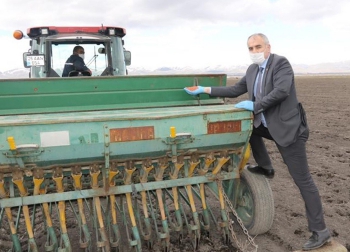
[26,55,45,66]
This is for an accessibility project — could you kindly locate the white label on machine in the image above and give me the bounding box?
[40,131,70,147]
[26,55,45,66]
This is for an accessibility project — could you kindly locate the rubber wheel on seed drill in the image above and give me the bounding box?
[224,167,275,235]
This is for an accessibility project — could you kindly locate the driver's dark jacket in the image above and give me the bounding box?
[62,55,89,77]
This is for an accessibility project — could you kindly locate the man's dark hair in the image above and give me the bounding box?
[73,45,84,54]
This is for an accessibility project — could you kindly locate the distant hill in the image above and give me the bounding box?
[0,68,30,79]
[1,61,350,78]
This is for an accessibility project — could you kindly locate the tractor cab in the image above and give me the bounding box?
[13,26,131,78]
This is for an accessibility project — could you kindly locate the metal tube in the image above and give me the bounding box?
[0,173,239,208]
[53,172,72,252]
[13,176,39,252]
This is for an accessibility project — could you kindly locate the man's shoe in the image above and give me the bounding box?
[247,165,275,179]
[302,229,331,251]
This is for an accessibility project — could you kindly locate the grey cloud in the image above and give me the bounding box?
[120,0,269,28]
[1,0,349,33]
[272,0,349,23]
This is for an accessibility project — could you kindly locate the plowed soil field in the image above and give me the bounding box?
[225,75,350,251]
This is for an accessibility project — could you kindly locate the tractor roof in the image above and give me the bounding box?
[26,26,126,39]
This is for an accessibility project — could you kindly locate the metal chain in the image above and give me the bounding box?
[218,180,258,252]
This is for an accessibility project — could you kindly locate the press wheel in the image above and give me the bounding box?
[224,167,274,235]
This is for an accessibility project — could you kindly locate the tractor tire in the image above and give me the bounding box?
[234,167,274,235]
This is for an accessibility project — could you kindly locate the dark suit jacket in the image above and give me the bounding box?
[211,54,308,147]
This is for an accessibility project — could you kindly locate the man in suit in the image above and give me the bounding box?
[62,45,92,77]
[184,33,331,250]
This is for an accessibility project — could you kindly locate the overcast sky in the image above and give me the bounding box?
[1,0,349,71]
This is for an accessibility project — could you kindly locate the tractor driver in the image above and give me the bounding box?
[62,45,92,77]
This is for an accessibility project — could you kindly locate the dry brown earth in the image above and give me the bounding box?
[225,75,350,251]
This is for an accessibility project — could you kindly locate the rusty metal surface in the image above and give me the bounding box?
[207,120,241,134]
[110,126,154,142]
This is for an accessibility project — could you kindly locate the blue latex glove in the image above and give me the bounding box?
[184,86,205,95]
[234,100,254,111]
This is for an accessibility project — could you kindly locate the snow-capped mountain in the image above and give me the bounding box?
[1,61,350,79]
[0,68,30,79]
[128,62,350,76]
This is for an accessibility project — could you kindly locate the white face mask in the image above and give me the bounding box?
[78,54,85,60]
[250,52,265,65]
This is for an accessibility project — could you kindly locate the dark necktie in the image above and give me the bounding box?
[253,67,264,128]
